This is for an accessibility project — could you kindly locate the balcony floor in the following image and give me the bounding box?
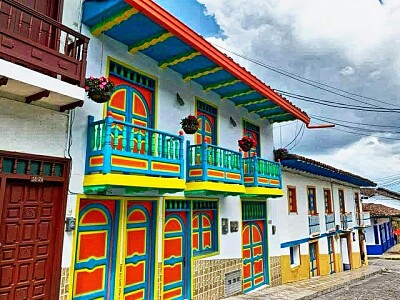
[243,187,283,198]
[185,181,246,196]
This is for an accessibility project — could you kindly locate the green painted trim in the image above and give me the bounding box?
[183,65,223,81]
[203,78,241,92]
[235,98,269,107]
[129,30,173,53]
[261,112,292,120]
[248,105,279,113]
[158,50,201,69]
[221,89,257,100]
[83,185,184,195]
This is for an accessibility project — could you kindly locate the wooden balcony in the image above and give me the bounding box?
[325,213,336,232]
[84,116,186,194]
[242,156,283,197]
[356,211,371,227]
[0,0,89,110]
[309,214,320,237]
[185,141,245,196]
[340,212,353,231]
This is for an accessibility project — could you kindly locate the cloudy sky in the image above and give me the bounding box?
[156,0,400,188]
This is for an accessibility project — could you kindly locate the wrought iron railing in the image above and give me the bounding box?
[186,141,243,184]
[86,116,184,178]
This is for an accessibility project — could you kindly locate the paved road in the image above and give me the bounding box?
[314,259,400,300]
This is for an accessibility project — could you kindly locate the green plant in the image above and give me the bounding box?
[85,76,115,102]
[180,115,199,127]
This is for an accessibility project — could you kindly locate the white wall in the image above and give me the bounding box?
[269,168,362,258]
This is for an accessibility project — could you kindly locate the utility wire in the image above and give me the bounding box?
[309,114,400,129]
[213,43,400,108]
[289,125,306,150]
[283,123,304,149]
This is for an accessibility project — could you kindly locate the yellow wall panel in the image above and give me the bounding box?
[280,255,310,284]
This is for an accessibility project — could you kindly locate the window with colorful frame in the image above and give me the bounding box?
[338,189,345,214]
[288,186,297,213]
[243,120,260,157]
[307,187,317,215]
[192,200,219,256]
[324,189,333,214]
[290,245,301,267]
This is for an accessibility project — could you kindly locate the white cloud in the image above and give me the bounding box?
[340,66,355,76]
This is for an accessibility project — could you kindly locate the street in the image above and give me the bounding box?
[314,259,400,300]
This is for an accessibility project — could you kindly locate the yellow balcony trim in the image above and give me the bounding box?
[91,8,139,37]
[185,181,246,194]
[244,187,284,197]
[84,174,186,190]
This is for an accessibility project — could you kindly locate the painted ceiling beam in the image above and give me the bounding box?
[221,89,257,100]
[261,112,292,120]
[248,105,280,114]
[183,66,222,82]
[25,90,50,104]
[235,98,269,107]
[158,50,201,69]
[203,78,241,92]
[129,31,173,54]
[125,0,310,124]
[91,7,138,36]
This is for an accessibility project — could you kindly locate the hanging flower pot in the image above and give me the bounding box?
[85,76,115,103]
[180,115,199,134]
[238,136,257,152]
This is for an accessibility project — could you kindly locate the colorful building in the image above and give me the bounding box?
[362,202,399,255]
[268,152,376,284]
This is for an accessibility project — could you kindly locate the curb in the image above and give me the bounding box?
[297,267,384,300]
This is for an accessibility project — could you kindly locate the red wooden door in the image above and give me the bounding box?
[0,179,63,299]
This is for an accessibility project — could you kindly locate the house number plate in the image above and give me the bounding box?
[30,176,44,183]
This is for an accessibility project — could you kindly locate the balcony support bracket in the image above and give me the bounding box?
[25,90,50,104]
[0,76,8,87]
[60,100,84,112]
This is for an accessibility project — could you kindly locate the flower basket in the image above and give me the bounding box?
[180,115,199,134]
[238,136,257,152]
[85,76,115,103]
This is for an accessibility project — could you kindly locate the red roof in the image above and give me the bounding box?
[126,0,310,124]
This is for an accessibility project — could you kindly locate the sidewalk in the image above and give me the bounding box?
[381,243,400,260]
[226,265,383,300]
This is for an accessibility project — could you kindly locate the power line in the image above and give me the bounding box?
[283,123,304,149]
[332,127,400,141]
[289,125,306,150]
[213,43,400,108]
[309,114,400,129]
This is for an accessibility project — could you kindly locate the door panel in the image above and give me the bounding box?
[0,180,63,299]
[163,211,190,300]
[72,200,119,300]
[309,242,318,277]
[124,201,155,300]
[242,221,266,293]
[327,237,335,274]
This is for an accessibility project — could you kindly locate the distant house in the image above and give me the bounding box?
[362,198,400,255]
[269,152,376,285]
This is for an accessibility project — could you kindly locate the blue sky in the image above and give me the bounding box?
[154,0,223,37]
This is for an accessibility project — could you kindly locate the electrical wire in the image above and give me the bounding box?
[283,123,304,149]
[289,125,305,150]
[309,114,400,129]
[212,43,400,108]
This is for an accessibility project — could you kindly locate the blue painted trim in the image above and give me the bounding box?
[281,230,338,248]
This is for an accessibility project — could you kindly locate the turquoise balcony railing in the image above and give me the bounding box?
[340,212,353,231]
[85,116,184,178]
[242,156,282,189]
[186,141,243,184]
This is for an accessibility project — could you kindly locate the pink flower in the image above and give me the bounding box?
[85,86,89,91]
[89,76,94,80]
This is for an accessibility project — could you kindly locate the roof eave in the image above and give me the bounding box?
[125,0,310,125]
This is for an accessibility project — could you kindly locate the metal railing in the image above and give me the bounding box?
[325,213,336,232]
[341,212,353,230]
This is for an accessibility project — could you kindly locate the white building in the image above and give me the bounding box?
[268,152,375,284]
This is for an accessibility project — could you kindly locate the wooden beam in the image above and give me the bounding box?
[235,98,268,107]
[158,50,201,69]
[91,7,138,36]
[25,90,50,104]
[129,31,173,54]
[183,66,222,82]
[203,78,241,92]
[221,89,257,100]
[0,76,8,87]
[261,112,292,120]
[60,100,84,112]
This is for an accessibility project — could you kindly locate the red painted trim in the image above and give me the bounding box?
[124,0,310,124]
